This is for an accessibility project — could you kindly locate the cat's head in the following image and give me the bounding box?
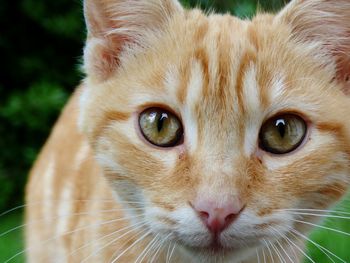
[80,0,350,261]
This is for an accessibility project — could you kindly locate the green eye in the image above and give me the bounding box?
[259,114,307,154]
[139,108,183,147]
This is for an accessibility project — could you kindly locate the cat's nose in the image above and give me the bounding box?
[193,198,243,234]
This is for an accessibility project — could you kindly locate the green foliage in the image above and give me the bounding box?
[0,213,24,263]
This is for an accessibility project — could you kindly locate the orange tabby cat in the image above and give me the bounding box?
[26,0,350,262]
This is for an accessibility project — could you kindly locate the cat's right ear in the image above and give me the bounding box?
[276,0,350,95]
[83,0,183,80]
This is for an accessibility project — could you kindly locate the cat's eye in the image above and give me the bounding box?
[259,114,307,154]
[139,108,183,147]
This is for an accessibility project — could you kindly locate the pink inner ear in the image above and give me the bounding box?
[87,33,135,80]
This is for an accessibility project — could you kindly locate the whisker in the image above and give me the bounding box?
[149,235,168,263]
[165,241,172,263]
[4,215,142,263]
[291,229,345,263]
[256,248,261,263]
[269,240,286,263]
[151,233,171,263]
[80,223,147,263]
[68,220,147,259]
[276,238,293,263]
[0,199,144,218]
[0,207,144,238]
[263,239,275,263]
[282,233,315,263]
[110,230,152,263]
[269,226,294,263]
[287,211,350,220]
[292,219,350,237]
[168,242,176,263]
[278,208,350,216]
[265,227,286,263]
[262,247,267,263]
[280,234,299,263]
[107,226,147,262]
[134,234,160,263]
[289,212,350,220]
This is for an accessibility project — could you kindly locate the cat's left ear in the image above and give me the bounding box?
[276,0,350,94]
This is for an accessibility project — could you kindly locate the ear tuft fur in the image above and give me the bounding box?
[277,0,350,94]
[83,0,183,81]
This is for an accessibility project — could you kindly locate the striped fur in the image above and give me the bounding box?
[26,0,350,262]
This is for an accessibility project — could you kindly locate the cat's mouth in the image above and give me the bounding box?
[181,234,240,253]
[204,240,231,253]
[178,232,262,256]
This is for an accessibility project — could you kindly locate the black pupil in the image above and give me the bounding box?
[157,113,168,132]
[275,119,286,138]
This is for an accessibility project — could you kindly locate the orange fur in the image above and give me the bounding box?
[26,0,350,262]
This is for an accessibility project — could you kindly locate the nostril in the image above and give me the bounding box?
[198,211,210,220]
[224,213,238,225]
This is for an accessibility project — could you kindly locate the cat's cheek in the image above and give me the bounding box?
[144,206,212,246]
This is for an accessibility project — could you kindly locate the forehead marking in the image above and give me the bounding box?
[183,60,203,152]
[236,51,257,115]
[243,64,260,112]
[164,65,181,102]
[242,64,264,156]
[270,73,287,103]
[186,60,204,106]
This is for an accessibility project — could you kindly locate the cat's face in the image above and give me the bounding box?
[81,0,350,261]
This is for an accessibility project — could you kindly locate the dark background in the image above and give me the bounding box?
[0,0,288,213]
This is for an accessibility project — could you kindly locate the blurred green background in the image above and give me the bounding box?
[0,0,349,262]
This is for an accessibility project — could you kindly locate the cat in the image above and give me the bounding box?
[25,0,350,262]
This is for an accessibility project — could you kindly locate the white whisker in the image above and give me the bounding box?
[151,233,171,263]
[168,243,176,263]
[110,230,152,263]
[291,229,345,263]
[0,208,144,238]
[0,199,145,218]
[283,233,315,263]
[165,242,172,263]
[80,223,147,263]
[134,234,160,263]
[278,208,350,216]
[68,220,147,259]
[4,216,142,263]
[276,238,293,263]
[292,219,350,237]
[263,239,275,263]
[286,211,350,220]
[269,226,294,263]
[107,226,147,262]
[262,247,267,263]
[149,235,168,263]
[269,240,286,263]
[280,234,299,263]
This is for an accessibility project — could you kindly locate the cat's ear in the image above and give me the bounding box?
[276,0,350,95]
[83,0,183,80]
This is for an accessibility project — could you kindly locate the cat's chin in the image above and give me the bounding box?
[179,242,256,263]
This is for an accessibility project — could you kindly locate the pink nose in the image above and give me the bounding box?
[193,198,243,234]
